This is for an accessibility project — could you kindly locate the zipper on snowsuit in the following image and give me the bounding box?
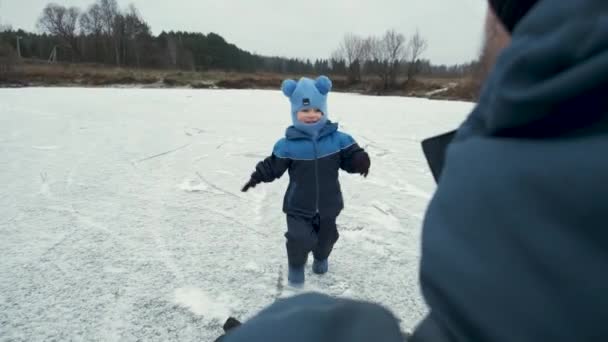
[312,138,320,214]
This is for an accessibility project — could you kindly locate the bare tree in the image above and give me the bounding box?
[330,49,344,64]
[121,5,151,68]
[367,30,409,90]
[359,37,373,63]
[406,29,428,82]
[333,33,371,83]
[99,0,118,35]
[37,3,81,59]
[97,0,120,65]
[79,3,103,62]
[368,36,386,85]
[80,4,103,35]
[341,34,362,82]
[383,29,409,87]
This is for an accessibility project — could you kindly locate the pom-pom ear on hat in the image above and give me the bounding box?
[314,76,332,95]
[281,79,297,97]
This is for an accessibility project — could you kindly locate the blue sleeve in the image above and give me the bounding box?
[337,132,356,149]
[223,293,404,342]
[273,138,289,159]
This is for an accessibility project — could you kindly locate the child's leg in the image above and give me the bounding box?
[285,215,318,267]
[312,216,339,261]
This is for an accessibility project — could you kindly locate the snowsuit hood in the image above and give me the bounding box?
[418,1,608,341]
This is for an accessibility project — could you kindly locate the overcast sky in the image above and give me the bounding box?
[1,0,488,65]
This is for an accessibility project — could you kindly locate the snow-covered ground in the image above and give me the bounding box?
[0,88,473,341]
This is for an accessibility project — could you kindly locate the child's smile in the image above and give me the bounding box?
[297,108,323,124]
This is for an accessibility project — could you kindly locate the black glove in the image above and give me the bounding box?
[241,177,260,192]
[223,317,242,331]
[214,317,242,341]
[352,152,370,177]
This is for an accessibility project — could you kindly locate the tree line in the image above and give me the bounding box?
[0,0,477,85]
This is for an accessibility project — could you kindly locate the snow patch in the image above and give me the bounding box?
[193,154,210,162]
[174,287,234,321]
[104,266,127,274]
[40,183,52,198]
[32,145,60,151]
[403,182,432,200]
[425,88,449,97]
[215,170,235,176]
[177,178,223,194]
[368,201,402,232]
[342,288,357,298]
[178,179,209,193]
[244,261,260,272]
[39,173,52,198]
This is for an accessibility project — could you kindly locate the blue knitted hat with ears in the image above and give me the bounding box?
[281,76,332,137]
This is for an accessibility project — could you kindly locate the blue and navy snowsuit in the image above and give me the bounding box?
[251,120,367,267]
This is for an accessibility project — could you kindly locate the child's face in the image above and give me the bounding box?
[297,108,323,124]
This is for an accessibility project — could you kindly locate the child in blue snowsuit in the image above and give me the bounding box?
[241,76,371,286]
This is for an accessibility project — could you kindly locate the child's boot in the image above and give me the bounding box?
[288,265,305,286]
[312,258,328,275]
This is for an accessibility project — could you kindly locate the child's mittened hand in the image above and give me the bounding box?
[353,152,371,177]
[241,178,259,192]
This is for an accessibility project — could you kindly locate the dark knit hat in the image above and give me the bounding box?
[488,0,540,32]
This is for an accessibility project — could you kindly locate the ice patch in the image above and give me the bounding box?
[0,88,472,339]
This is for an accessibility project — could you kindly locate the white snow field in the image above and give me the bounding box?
[0,88,474,341]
